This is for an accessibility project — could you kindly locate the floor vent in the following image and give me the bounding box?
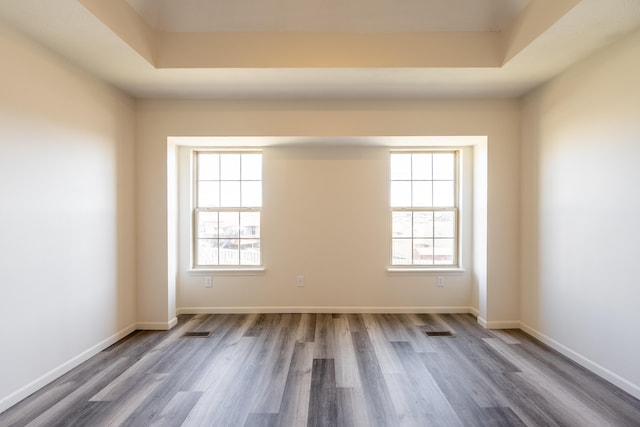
[182,332,211,338]
[425,331,455,337]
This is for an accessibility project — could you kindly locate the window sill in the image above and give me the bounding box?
[386,267,465,276]
[189,267,265,276]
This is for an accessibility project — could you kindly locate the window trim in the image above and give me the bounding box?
[192,149,263,270]
[389,149,461,269]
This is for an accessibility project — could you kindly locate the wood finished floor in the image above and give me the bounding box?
[2,313,639,427]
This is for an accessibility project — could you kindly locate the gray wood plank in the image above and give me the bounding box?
[307,358,338,427]
[65,373,168,427]
[361,313,405,374]
[458,406,526,427]
[351,330,400,426]
[336,387,371,427]
[275,341,315,427]
[251,313,299,413]
[391,341,464,426]
[296,313,317,343]
[244,412,277,427]
[147,391,203,427]
[313,314,335,359]
[180,336,259,426]
[333,316,361,388]
[21,357,132,427]
[395,313,438,353]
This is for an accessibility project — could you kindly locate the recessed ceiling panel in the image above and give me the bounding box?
[125,0,530,32]
[2,0,640,99]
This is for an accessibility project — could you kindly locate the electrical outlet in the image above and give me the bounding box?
[296,275,305,287]
[437,276,445,287]
[204,276,213,288]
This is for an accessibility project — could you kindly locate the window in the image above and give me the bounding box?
[390,151,458,266]
[193,151,262,267]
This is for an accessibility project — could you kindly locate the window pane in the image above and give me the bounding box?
[197,239,218,265]
[434,239,455,265]
[412,154,432,180]
[219,239,240,265]
[391,154,411,180]
[198,181,219,207]
[434,211,455,237]
[242,154,262,180]
[220,181,241,207]
[392,211,411,238]
[198,153,219,180]
[412,181,432,207]
[198,212,218,238]
[241,181,262,207]
[219,212,239,238]
[392,239,412,265]
[413,212,434,238]
[240,239,260,265]
[413,239,434,265]
[389,151,458,267]
[220,154,241,180]
[240,212,261,238]
[391,181,411,207]
[433,181,454,207]
[433,153,455,180]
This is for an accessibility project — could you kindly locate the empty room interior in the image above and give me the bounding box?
[1,0,640,425]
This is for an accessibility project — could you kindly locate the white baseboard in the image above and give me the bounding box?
[477,316,520,330]
[477,316,487,328]
[469,307,480,317]
[136,317,178,331]
[0,323,137,414]
[520,322,640,400]
[177,306,474,315]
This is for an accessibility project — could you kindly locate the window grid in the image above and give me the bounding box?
[193,151,262,268]
[390,151,458,267]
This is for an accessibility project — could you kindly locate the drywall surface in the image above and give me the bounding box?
[472,141,488,319]
[136,98,520,323]
[177,144,474,311]
[521,28,640,396]
[0,24,136,412]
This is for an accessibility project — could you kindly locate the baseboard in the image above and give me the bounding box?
[469,307,480,317]
[520,322,640,400]
[0,323,137,414]
[477,316,487,328]
[136,317,178,331]
[476,316,520,330]
[176,306,474,315]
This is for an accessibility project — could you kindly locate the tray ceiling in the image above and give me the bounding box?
[0,0,639,98]
[125,0,530,33]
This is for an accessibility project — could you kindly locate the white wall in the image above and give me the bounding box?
[176,143,474,312]
[472,141,488,320]
[136,99,521,325]
[0,24,137,411]
[521,28,640,397]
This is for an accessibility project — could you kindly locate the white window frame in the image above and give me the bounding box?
[192,150,263,270]
[389,149,460,269]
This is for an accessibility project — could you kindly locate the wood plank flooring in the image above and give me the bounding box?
[1,313,639,426]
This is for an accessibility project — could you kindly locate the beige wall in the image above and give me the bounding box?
[0,24,136,411]
[136,98,521,325]
[521,28,640,397]
[177,143,474,312]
